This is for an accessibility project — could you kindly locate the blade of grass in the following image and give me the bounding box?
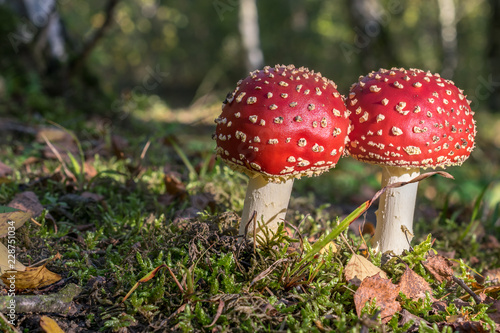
[458,184,489,241]
[168,138,197,179]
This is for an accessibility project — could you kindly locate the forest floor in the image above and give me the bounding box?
[0,104,500,332]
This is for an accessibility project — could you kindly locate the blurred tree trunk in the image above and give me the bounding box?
[3,0,67,72]
[347,0,398,72]
[238,0,264,71]
[437,0,458,78]
[488,0,500,111]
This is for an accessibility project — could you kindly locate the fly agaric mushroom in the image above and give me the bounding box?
[347,67,476,254]
[215,64,349,240]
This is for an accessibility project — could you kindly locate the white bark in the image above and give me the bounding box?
[371,166,420,254]
[240,175,293,240]
[437,0,457,78]
[238,0,264,71]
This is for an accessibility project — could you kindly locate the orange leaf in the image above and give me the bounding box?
[354,273,401,324]
[40,315,64,333]
[121,264,166,303]
[0,264,61,290]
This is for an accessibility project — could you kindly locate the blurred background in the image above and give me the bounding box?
[0,0,499,234]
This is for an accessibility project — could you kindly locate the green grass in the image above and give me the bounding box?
[0,107,499,332]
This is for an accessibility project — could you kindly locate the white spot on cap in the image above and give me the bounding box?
[308,104,315,111]
[381,98,389,106]
[260,119,266,126]
[370,85,381,92]
[332,108,341,117]
[268,139,278,144]
[403,146,422,155]
[391,127,403,136]
[296,84,303,92]
[236,92,246,103]
[247,96,257,104]
[269,104,278,110]
[413,82,422,88]
[287,156,296,163]
[359,111,369,123]
[267,92,273,98]
[297,160,310,167]
[250,162,261,170]
[298,138,307,147]
[321,117,327,127]
[274,117,284,124]
[289,102,298,107]
[249,115,258,123]
[376,114,385,122]
[312,143,324,152]
[281,93,288,98]
[279,81,289,87]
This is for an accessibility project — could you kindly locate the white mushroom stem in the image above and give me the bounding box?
[372,166,420,255]
[240,174,294,240]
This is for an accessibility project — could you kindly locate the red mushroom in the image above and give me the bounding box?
[347,67,476,254]
[215,64,349,240]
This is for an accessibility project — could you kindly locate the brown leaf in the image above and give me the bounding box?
[0,161,13,177]
[164,172,186,197]
[354,273,401,324]
[8,191,43,217]
[0,264,61,290]
[0,207,31,238]
[111,134,129,159]
[488,299,500,326]
[40,315,64,333]
[0,242,26,272]
[483,268,500,283]
[345,254,387,286]
[440,320,491,333]
[399,267,434,301]
[423,254,454,283]
[38,128,79,161]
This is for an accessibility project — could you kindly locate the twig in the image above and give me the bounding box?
[451,275,482,304]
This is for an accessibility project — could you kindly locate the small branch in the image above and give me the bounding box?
[69,0,120,74]
[451,275,482,304]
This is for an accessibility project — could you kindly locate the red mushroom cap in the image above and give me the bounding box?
[215,64,349,183]
[346,68,476,168]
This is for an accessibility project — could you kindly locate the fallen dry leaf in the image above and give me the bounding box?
[345,254,387,286]
[0,242,26,272]
[0,205,31,238]
[164,172,186,198]
[111,134,129,159]
[8,191,43,217]
[399,267,434,301]
[0,264,61,289]
[40,315,64,333]
[439,320,491,333]
[487,299,500,327]
[423,254,454,283]
[353,273,401,324]
[0,161,13,177]
[483,268,500,283]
